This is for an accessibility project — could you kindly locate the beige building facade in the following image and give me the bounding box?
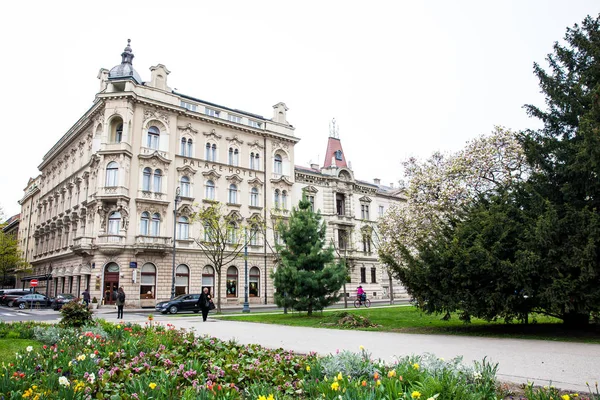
[17,41,406,307]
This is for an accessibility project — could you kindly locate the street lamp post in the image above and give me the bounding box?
[171,187,181,299]
[242,228,250,313]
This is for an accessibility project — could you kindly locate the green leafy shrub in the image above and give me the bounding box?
[319,347,377,379]
[59,300,93,327]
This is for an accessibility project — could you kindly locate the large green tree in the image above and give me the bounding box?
[0,230,29,287]
[519,14,600,326]
[272,199,346,316]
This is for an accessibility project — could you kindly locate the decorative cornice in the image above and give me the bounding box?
[203,129,222,140]
[177,123,198,135]
[359,195,372,203]
[176,165,197,175]
[226,135,244,146]
[202,170,222,179]
[248,177,264,186]
[302,185,319,194]
[138,151,172,165]
[247,139,264,150]
[225,174,243,184]
[270,176,294,186]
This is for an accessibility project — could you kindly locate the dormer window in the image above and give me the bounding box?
[248,120,262,129]
[206,108,220,118]
[228,114,242,124]
[335,150,343,161]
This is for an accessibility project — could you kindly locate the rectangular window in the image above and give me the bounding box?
[371,267,377,283]
[228,114,242,124]
[338,229,347,250]
[308,195,315,212]
[379,205,384,217]
[180,101,197,112]
[336,193,345,216]
[205,108,220,118]
[360,267,366,283]
[248,120,262,129]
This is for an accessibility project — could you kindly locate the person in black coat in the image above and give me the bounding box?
[198,287,212,322]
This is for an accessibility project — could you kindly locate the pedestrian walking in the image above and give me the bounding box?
[116,287,126,319]
[198,287,212,322]
[82,288,90,308]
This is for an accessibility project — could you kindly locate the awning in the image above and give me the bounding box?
[20,274,53,282]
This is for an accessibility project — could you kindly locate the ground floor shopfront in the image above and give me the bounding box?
[23,252,406,308]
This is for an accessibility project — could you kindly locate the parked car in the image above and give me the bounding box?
[155,294,201,314]
[13,294,53,309]
[51,293,76,310]
[0,290,34,307]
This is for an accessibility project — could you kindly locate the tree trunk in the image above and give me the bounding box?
[216,268,222,313]
[388,271,394,305]
[307,303,312,316]
[562,310,589,328]
[342,282,347,308]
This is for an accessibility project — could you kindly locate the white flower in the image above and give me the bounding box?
[89,353,96,359]
[58,376,70,387]
[26,346,33,353]
[88,372,95,384]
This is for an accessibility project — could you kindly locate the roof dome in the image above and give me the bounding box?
[108,39,142,84]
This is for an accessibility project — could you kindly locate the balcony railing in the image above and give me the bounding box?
[139,191,166,201]
[97,234,126,244]
[99,186,129,197]
[135,235,171,245]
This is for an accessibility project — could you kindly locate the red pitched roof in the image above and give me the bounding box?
[322,137,348,168]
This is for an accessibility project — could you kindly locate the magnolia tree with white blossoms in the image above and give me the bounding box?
[379,126,529,269]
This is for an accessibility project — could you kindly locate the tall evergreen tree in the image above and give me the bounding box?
[521,14,600,326]
[272,199,346,316]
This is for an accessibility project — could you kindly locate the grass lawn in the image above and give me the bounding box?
[218,305,600,343]
[0,338,42,361]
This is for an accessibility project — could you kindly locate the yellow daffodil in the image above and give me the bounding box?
[331,381,340,391]
[561,395,570,400]
[267,395,274,400]
[388,370,397,378]
[258,396,267,400]
[376,380,381,386]
[306,366,311,372]
[149,382,157,390]
[337,372,343,381]
[359,345,365,350]
[412,363,420,370]
[411,391,422,399]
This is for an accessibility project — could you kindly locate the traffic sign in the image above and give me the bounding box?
[30,279,38,287]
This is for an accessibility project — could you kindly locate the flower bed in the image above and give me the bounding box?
[0,321,596,399]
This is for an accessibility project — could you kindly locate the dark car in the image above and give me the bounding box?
[13,294,53,309]
[0,290,34,307]
[51,293,76,310]
[155,294,201,314]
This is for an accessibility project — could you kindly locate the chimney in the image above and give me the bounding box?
[390,182,394,188]
[374,178,381,185]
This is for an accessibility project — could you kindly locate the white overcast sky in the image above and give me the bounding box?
[1,1,599,218]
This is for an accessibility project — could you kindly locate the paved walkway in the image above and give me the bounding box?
[96,312,600,393]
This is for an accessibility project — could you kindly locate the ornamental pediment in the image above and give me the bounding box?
[138,151,172,167]
[226,174,243,183]
[178,123,198,135]
[203,129,222,140]
[177,204,194,217]
[226,210,243,222]
[135,201,169,217]
[202,170,222,179]
[303,185,318,194]
[359,196,372,203]
[270,176,293,186]
[247,139,264,150]
[177,165,197,175]
[248,177,264,186]
[226,135,244,146]
[247,213,263,224]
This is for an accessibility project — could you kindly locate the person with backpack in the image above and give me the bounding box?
[82,288,91,308]
[116,287,126,319]
[197,287,212,322]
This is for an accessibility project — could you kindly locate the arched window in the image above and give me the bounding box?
[254,153,260,170]
[205,143,211,160]
[234,148,239,166]
[250,152,255,169]
[153,169,162,193]
[105,162,118,187]
[205,180,215,200]
[249,267,260,297]
[205,143,217,161]
[282,190,288,210]
[274,154,282,174]
[175,264,189,296]
[151,213,161,236]
[250,187,259,207]
[142,167,152,191]
[228,184,238,204]
[187,139,193,156]
[177,216,189,239]
[227,222,237,243]
[226,266,238,298]
[180,176,191,197]
[202,266,215,295]
[140,211,150,235]
[140,263,156,299]
[228,147,234,165]
[274,189,280,209]
[115,123,123,143]
[147,126,160,150]
[108,211,121,235]
[181,138,187,155]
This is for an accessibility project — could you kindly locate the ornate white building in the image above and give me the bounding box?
[17,41,405,307]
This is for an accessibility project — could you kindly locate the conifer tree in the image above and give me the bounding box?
[272,198,346,316]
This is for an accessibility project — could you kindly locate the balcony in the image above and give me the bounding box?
[133,235,171,255]
[72,236,94,256]
[97,234,126,256]
[138,191,167,202]
[102,142,132,153]
[97,234,126,244]
[95,186,130,201]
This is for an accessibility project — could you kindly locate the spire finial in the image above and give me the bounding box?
[329,118,339,139]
